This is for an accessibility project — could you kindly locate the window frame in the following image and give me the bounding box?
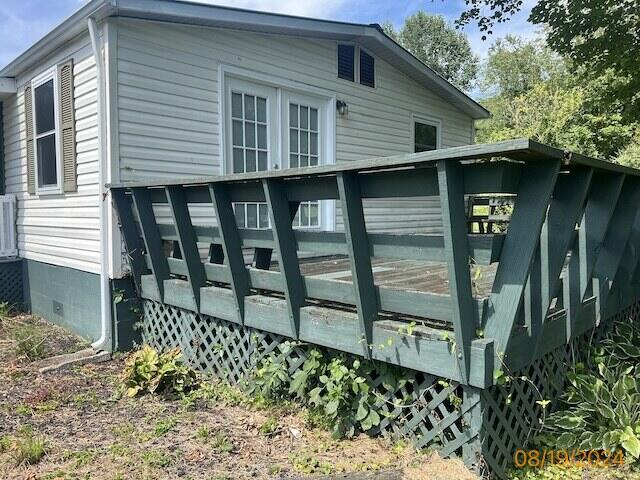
[411,114,442,153]
[336,43,377,89]
[31,66,63,195]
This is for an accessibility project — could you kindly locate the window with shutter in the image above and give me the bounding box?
[27,60,75,195]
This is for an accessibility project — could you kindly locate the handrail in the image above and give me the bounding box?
[110,139,640,387]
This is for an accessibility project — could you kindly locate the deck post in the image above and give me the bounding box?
[166,185,207,312]
[483,160,560,358]
[528,168,593,355]
[131,187,170,301]
[111,189,148,293]
[591,177,640,323]
[209,183,250,323]
[263,179,305,339]
[437,159,476,383]
[337,172,378,358]
[565,173,625,336]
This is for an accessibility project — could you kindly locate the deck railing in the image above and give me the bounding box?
[0,195,17,258]
[110,139,640,389]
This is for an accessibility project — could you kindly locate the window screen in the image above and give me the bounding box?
[359,50,375,88]
[338,44,355,82]
[414,122,438,152]
[34,79,58,187]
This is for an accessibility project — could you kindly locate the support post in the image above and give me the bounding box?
[209,183,250,323]
[166,185,206,311]
[263,179,305,339]
[131,187,170,300]
[337,172,378,357]
[111,189,148,293]
[483,160,560,358]
[437,159,476,384]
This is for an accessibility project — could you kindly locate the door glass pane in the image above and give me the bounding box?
[35,79,55,135]
[247,203,258,229]
[258,151,267,171]
[231,93,243,118]
[257,97,266,122]
[232,120,243,146]
[258,203,269,228]
[257,124,267,149]
[246,150,256,172]
[37,134,57,186]
[234,204,245,227]
[288,101,321,228]
[233,148,244,173]
[244,95,255,121]
[244,122,255,148]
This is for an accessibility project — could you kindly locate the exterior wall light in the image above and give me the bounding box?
[336,100,348,116]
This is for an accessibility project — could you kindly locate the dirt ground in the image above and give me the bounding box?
[0,312,479,480]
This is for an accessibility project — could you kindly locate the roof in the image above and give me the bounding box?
[0,0,490,119]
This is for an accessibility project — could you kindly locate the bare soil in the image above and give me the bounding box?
[0,313,477,480]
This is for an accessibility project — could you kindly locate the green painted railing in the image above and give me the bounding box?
[110,138,640,389]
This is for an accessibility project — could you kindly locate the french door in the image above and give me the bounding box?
[225,76,332,230]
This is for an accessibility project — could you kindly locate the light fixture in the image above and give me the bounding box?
[336,100,348,116]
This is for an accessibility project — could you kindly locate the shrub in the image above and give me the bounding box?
[536,319,640,463]
[119,346,199,398]
[249,343,410,439]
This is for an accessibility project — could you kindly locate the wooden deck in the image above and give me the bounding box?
[111,139,640,389]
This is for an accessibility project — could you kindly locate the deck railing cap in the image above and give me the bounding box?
[107,138,639,190]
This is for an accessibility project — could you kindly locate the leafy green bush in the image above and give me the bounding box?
[249,343,410,438]
[537,320,640,463]
[119,346,199,398]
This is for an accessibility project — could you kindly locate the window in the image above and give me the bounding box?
[337,44,355,82]
[337,44,375,88]
[32,68,60,193]
[359,50,375,88]
[413,117,440,152]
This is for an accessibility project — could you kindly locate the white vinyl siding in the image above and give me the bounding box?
[114,19,475,233]
[3,41,100,273]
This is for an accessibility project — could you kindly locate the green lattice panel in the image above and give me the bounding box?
[141,300,478,458]
[0,260,22,306]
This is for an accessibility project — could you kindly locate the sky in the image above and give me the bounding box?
[0,0,539,77]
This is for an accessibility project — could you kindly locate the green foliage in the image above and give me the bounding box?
[481,35,566,99]
[153,416,178,437]
[12,323,46,361]
[258,417,278,435]
[383,12,478,90]
[616,132,640,169]
[11,427,47,465]
[250,346,410,439]
[210,432,233,453]
[477,36,639,160]
[536,320,640,463]
[119,346,199,398]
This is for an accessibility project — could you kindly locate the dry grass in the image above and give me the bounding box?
[0,312,480,479]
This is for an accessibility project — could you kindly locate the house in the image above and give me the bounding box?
[0,0,489,351]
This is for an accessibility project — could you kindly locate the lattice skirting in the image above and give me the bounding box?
[0,259,23,306]
[141,299,640,478]
[478,300,640,478]
[141,300,479,461]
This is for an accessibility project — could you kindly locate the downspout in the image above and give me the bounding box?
[88,17,112,352]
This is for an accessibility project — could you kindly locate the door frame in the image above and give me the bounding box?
[218,64,337,230]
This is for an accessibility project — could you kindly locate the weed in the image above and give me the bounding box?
[153,416,178,437]
[15,404,31,416]
[141,449,172,468]
[12,427,47,465]
[0,435,11,452]
[70,448,99,467]
[13,324,46,361]
[119,346,199,398]
[111,423,136,439]
[258,417,278,435]
[210,432,233,454]
[195,426,210,441]
[291,453,334,475]
[268,464,282,475]
[72,392,101,408]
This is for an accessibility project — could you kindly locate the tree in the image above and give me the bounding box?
[457,0,639,122]
[384,12,478,91]
[477,36,638,159]
[481,35,565,98]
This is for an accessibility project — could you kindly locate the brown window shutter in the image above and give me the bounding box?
[59,59,76,192]
[24,85,35,194]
